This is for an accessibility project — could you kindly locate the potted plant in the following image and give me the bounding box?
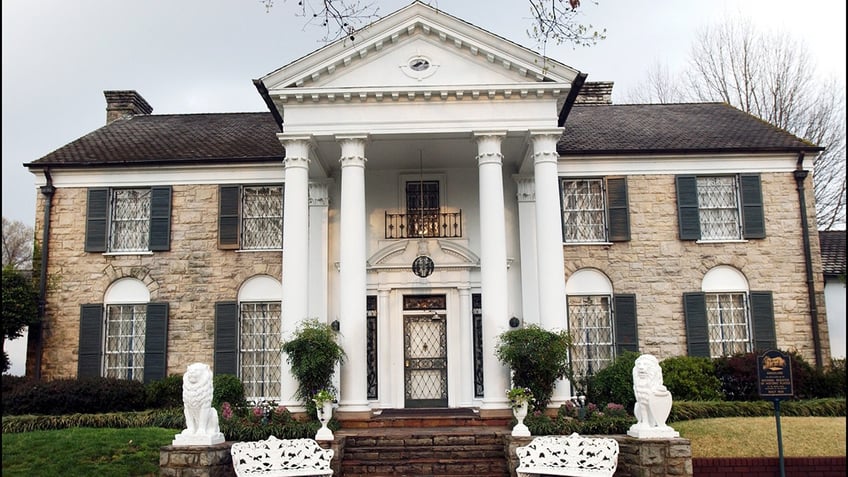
[281,318,346,417]
[507,387,533,436]
[312,388,336,441]
[496,325,572,412]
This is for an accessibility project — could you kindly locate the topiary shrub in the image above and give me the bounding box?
[145,374,184,409]
[213,374,247,408]
[495,325,571,412]
[660,355,723,401]
[281,319,345,415]
[816,358,846,398]
[586,351,639,412]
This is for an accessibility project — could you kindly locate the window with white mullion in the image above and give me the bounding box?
[697,176,741,240]
[239,302,282,401]
[242,186,283,250]
[110,189,151,252]
[104,304,146,381]
[706,292,751,357]
[561,179,607,242]
[567,295,614,379]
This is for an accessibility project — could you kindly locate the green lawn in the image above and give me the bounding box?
[1,427,178,477]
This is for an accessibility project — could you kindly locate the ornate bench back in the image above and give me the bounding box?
[231,436,334,476]
[516,433,619,476]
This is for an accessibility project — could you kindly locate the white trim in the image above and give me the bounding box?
[32,164,284,188]
[104,277,150,304]
[557,154,804,176]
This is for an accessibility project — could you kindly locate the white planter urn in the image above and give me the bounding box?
[511,401,531,437]
[315,401,334,441]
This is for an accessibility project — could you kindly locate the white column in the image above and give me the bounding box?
[531,130,571,407]
[377,289,391,409]
[474,131,510,409]
[336,134,370,412]
[279,135,312,407]
[531,131,567,331]
[308,180,332,322]
[514,175,539,326]
[458,286,474,407]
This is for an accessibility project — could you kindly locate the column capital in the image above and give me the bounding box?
[308,179,333,207]
[513,174,536,202]
[528,130,562,165]
[278,134,315,168]
[336,135,369,167]
[474,132,506,166]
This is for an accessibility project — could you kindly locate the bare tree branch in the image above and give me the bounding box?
[2,217,34,270]
[625,16,847,230]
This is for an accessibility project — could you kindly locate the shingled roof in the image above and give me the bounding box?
[820,230,847,277]
[26,102,821,169]
[558,103,821,156]
[25,112,284,168]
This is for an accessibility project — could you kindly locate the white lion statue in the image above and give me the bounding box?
[627,354,679,439]
[172,362,225,446]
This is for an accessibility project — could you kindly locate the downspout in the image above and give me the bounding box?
[794,153,823,369]
[34,168,55,380]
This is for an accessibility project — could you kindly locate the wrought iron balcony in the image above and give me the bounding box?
[385,210,463,239]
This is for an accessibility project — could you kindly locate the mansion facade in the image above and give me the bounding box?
[24,2,831,415]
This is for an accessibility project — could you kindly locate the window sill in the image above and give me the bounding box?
[236,249,284,253]
[563,241,613,246]
[103,251,154,256]
[695,239,749,244]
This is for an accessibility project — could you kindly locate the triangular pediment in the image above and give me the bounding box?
[259,1,580,95]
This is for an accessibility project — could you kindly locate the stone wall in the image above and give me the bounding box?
[31,184,282,379]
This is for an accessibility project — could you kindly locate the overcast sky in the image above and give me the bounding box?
[2,0,846,228]
[1,1,845,375]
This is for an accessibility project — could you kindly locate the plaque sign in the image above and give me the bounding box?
[757,349,793,400]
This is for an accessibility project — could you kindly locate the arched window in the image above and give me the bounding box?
[103,278,150,381]
[565,269,616,379]
[237,275,283,402]
[683,265,776,358]
[701,266,751,357]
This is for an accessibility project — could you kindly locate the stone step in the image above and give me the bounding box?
[339,427,511,477]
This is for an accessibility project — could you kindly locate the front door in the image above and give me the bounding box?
[403,307,448,408]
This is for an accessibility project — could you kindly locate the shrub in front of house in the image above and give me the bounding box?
[714,350,822,401]
[2,376,147,415]
[217,400,328,441]
[660,355,724,401]
[586,351,640,412]
[145,374,184,409]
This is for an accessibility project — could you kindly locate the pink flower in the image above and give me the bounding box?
[253,406,264,417]
[221,402,233,420]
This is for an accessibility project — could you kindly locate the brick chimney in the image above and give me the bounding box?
[104,90,153,124]
[575,82,614,104]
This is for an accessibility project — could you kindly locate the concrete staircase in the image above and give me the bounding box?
[336,409,513,477]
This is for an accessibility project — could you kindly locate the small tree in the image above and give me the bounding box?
[281,319,346,414]
[496,325,571,411]
[1,266,39,373]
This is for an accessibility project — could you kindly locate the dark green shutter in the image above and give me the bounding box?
[85,189,109,252]
[750,291,777,351]
[143,302,169,383]
[78,304,104,377]
[676,176,701,240]
[149,187,172,251]
[606,177,631,242]
[613,294,638,353]
[740,174,765,239]
[218,186,240,249]
[214,302,239,375]
[683,292,710,357]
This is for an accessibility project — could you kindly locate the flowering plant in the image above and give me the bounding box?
[312,389,336,407]
[506,387,533,409]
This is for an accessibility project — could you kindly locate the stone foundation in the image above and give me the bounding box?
[160,442,235,477]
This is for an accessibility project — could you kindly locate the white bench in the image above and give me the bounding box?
[515,433,619,477]
[230,436,334,477]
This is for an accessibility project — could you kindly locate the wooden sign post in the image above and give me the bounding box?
[757,349,793,477]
